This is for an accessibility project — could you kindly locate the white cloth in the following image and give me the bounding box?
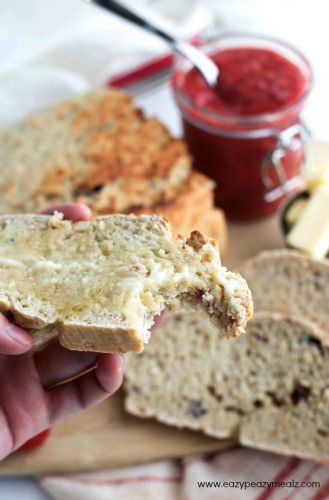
[39,447,329,500]
[0,0,212,128]
[0,0,328,140]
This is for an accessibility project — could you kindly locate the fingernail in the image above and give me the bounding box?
[6,324,32,346]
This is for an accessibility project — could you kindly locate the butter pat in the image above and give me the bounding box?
[287,185,329,259]
[304,165,329,192]
[285,198,308,227]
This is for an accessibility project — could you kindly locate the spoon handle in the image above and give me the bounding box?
[87,0,219,88]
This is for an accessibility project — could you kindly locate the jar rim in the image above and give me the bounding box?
[172,31,313,127]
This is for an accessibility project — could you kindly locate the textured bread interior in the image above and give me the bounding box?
[0,213,251,353]
[125,311,329,462]
[240,250,329,333]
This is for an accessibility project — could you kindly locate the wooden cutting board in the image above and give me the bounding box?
[0,142,327,476]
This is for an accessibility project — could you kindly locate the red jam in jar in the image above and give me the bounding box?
[172,34,312,219]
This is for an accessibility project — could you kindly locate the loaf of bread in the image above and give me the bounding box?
[0,90,227,247]
[125,311,329,462]
[0,213,252,353]
[240,249,329,333]
[0,90,190,215]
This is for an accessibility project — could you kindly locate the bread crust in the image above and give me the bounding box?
[59,323,144,353]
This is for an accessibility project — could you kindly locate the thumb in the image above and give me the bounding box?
[0,314,33,355]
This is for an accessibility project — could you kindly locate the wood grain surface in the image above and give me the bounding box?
[0,141,327,475]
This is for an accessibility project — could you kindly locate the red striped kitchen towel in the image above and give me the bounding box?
[39,447,329,500]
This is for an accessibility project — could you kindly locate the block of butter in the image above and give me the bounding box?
[287,185,329,259]
[285,197,308,227]
[304,164,329,192]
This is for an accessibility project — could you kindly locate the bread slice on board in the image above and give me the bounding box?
[0,213,252,353]
[240,249,329,334]
[125,311,329,462]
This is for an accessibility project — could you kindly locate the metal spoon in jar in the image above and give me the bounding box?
[85,0,220,89]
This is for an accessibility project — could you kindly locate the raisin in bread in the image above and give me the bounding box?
[0,213,252,353]
[240,250,329,334]
[125,311,329,462]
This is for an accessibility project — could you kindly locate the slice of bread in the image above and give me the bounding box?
[240,249,329,334]
[0,213,252,353]
[0,90,190,214]
[125,311,329,462]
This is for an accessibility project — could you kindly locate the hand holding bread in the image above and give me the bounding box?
[0,204,123,461]
[0,200,252,461]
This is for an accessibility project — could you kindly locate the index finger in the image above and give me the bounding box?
[0,314,33,355]
[47,354,123,424]
[40,203,92,222]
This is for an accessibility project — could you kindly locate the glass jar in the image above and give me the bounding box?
[172,34,313,220]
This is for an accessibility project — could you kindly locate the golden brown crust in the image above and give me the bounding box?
[82,118,190,186]
[126,172,213,228]
[59,324,144,353]
[0,90,191,214]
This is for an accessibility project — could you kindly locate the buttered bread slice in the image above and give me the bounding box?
[0,213,252,353]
